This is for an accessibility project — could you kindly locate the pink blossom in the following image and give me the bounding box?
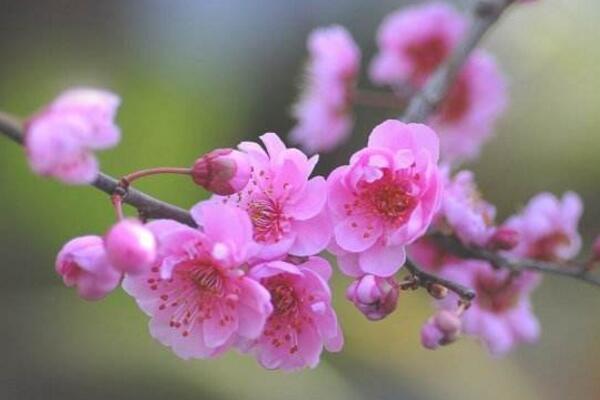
[439,169,496,246]
[192,148,251,195]
[241,257,343,371]
[504,192,582,262]
[429,51,508,162]
[104,219,157,275]
[346,274,399,321]
[56,235,121,301]
[122,203,273,360]
[290,25,360,153]
[327,120,442,277]
[370,2,466,87]
[441,260,541,355]
[206,132,331,260]
[25,87,121,184]
[421,310,462,350]
[407,237,457,273]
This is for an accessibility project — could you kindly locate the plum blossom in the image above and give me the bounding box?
[25,87,121,184]
[327,120,442,277]
[441,260,541,355]
[429,51,508,163]
[407,236,457,274]
[241,257,343,371]
[346,274,399,321]
[122,203,273,360]
[438,169,496,246]
[504,192,582,262]
[104,219,157,275]
[192,148,251,195]
[209,132,331,260]
[290,25,361,153]
[421,309,462,350]
[56,235,121,301]
[370,2,466,87]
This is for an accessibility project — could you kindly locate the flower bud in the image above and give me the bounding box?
[346,275,399,321]
[105,219,157,275]
[191,148,251,195]
[487,227,519,251]
[420,310,462,350]
[56,235,121,301]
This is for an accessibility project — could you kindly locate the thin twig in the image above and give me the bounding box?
[402,0,515,123]
[431,233,600,289]
[405,258,476,301]
[0,113,197,227]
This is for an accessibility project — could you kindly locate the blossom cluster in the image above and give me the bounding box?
[20,0,593,372]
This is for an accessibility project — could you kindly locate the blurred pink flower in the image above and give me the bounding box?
[504,192,582,261]
[370,2,466,86]
[56,235,121,301]
[25,87,121,184]
[242,257,343,371]
[122,203,273,360]
[407,236,457,273]
[439,169,496,246]
[104,219,157,275]
[346,274,399,321]
[208,132,331,260]
[327,120,442,277]
[441,260,541,355]
[430,51,508,163]
[290,25,360,153]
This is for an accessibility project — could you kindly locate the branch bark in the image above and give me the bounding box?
[402,0,515,123]
[0,113,196,227]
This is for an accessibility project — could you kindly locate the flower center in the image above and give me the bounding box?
[247,197,289,243]
[358,169,417,225]
[437,75,470,123]
[266,279,299,316]
[406,36,448,82]
[475,274,520,313]
[528,232,570,262]
[187,264,225,295]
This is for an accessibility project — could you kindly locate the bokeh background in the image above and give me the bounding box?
[1,0,599,399]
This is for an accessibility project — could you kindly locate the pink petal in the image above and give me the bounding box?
[288,211,332,256]
[359,242,406,277]
[334,215,381,252]
[286,176,327,220]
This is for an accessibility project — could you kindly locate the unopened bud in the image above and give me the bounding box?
[346,275,399,321]
[487,227,519,251]
[191,148,251,195]
[427,283,448,299]
[104,219,157,275]
[420,310,462,350]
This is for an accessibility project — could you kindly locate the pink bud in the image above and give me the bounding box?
[56,235,121,301]
[420,319,444,350]
[191,148,251,195]
[420,310,462,350]
[487,227,519,251]
[346,275,399,321]
[104,219,157,275]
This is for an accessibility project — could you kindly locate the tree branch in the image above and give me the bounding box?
[431,232,600,289]
[402,0,515,123]
[404,258,476,301]
[0,113,196,227]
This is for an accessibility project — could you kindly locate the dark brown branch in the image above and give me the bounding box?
[0,112,196,227]
[431,233,600,289]
[402,0,515,123]
[405,258,476,301]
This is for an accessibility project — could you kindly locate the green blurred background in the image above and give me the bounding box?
[1,0,599,399]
